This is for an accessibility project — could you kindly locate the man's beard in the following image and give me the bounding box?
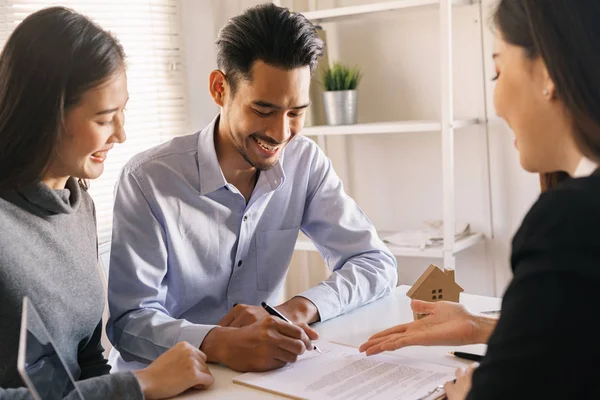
[235,140,278,171]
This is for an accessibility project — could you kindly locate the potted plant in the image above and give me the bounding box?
[322,62,362,125]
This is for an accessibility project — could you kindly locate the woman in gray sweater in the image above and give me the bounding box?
[0,7,213,400]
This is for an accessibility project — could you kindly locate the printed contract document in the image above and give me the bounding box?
[233,341,455,399]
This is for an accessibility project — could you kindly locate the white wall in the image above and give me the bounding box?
[178,0,217,131]
[178,0,541,297]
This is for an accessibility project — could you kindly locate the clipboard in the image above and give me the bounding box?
[416,385,447,400]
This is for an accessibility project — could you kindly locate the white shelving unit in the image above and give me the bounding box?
[302,119,480,137]
[280,0,492,269]
[301,0,472,22]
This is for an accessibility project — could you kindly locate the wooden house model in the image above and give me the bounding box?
[406,264,464,320]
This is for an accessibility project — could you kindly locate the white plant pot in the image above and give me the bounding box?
[323,90,357,125]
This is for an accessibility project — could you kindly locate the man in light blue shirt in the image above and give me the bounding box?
[107,3,397,373]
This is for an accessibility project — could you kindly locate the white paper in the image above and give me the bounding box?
[381,221,471,249]
[233,341,455,400]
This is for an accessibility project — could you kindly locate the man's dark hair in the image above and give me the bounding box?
[216,3,324,93]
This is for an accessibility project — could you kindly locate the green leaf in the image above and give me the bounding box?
[322,62,362,91]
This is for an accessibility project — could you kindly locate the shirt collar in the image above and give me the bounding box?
[573,157,597,178]
[197,114,286,196]
[197,115,227,196]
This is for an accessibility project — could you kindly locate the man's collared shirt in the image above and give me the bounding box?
[107,116,397,368]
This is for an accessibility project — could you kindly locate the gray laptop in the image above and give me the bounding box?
[17,296,85,400]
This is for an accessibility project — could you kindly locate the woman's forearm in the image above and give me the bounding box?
[474,315,499,344]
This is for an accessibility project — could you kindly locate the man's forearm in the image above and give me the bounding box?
[277,296,320,325]
[200,326,230,363]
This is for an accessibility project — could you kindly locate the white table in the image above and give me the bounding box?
[172,285,501,399]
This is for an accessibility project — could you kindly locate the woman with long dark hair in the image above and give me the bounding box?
[0,7,213,399]
[360,1,600,398]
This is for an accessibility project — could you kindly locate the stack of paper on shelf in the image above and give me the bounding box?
[381,221,471,250]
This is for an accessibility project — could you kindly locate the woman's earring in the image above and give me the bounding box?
[543,89,550,97]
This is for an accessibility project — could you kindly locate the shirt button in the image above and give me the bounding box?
[243,215,248,221]
[238,260,243,267]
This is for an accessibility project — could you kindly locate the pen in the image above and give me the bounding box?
[261,301,322,354]
[481,310,501,315]
[449,351,483,362]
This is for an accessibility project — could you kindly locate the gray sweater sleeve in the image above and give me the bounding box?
[70,372,143,400]
[0,372,142,400]
[0,388,33,400]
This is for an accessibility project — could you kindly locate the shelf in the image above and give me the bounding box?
[302,119,480,137]
[295,232,485,258]
[301,0,474,23]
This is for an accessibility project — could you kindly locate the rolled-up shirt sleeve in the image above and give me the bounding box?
[298,149,398,322]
